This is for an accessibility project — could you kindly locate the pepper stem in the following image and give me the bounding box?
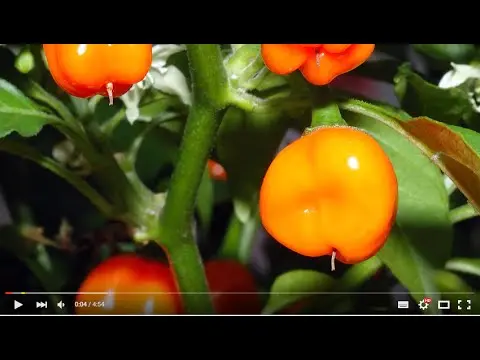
[106,82,114,106]
[331,250,336,271]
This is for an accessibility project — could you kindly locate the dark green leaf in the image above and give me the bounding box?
[0,79,57,137]
[135,127,180,188]
[216,107,289,222]
[445,258,480,277]
[394,63,478,125]
[378,225,440,314]
[337,256,383,290]
[351,58,402,83]
[262,270,335,314]
[414,44,476,63]
[347,113,453,267]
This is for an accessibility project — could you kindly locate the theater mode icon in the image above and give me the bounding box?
[437,300,450,310]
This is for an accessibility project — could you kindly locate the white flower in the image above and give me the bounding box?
[439,63,480,112]
[120,44,192,124]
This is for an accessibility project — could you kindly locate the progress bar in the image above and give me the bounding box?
[5,291,476,295]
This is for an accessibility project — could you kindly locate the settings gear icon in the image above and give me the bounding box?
[418,299,429,310]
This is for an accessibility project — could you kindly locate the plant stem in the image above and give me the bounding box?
[310,86,346,128]
[449,203,478,224]
[158,44,229,314]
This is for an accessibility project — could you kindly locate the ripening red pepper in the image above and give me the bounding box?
[207,159,227,181]
[43,44,152,104]
[261,44,375,85]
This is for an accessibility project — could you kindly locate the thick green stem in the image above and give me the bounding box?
[309,86,346,128]
[159,45,229,314]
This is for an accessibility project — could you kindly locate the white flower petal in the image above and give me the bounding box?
[151,65,192,106]
[439,63,480,89]
[120,86,145,123]
[150,44,186,71]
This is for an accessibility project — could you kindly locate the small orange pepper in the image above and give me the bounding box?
[261,44,375,85]
[43,44,152,104]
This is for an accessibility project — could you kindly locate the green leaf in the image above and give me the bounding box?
[401,119,480,213]
[216,107,289,222]
[262,270,335,314]
[445,258,480,277]
[0,79,58,137]
[378,226,440,314]
[340,99,480,219]
[196,169,214,235]
[394,63,478,125]
[337,256,383,290]
[219,210,259,263]
[434,270,479,314]
[347,113,453,267]
[414,44,476,63]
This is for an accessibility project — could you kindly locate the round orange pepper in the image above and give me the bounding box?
[261,44,375,85]
[75,254,181,314]
[207,159,227,181]
[43,44,152,104]
[259,126,398,269]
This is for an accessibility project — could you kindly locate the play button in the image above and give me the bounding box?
[14,300,23,310]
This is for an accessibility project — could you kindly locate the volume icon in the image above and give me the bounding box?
[57,301,65,309]
[36,301,47,308]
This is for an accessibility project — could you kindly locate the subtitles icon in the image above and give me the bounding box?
[397,300,409,309]
[437,300,450,310]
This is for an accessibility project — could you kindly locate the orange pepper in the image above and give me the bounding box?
[261,44,375,85]
[259,126,398,269]
[43,44,152,104]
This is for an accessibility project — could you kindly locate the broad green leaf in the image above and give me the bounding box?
[400,119,480,213]
[445,258,480,277]
[378,226,440,314]
[196,169,214,235]
[347,113,453,267]
[337,256,383,290]
[0,79,57,137]
[434,270,479,314]
[262,270,335,314]
[414,44,476,63]
[216,107,288,222]
[340,99,480,217]
[394,63,478,125]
